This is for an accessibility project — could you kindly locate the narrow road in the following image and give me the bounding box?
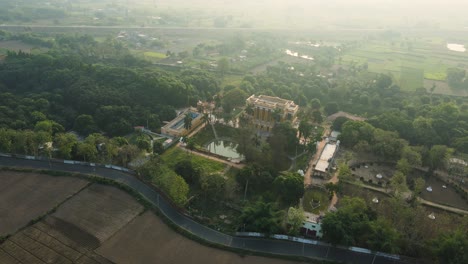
[0,156,415,264]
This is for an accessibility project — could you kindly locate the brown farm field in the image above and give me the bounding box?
[0,171,89,236]
[0,171,305,264]
[97,211,303,264]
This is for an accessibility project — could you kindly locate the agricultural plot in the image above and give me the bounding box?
[52,184,144,244]
[97,211,301,264]
[0,171,88,236]
[0,183,143,264]
[341,39,468,93]
[0,220,113,264]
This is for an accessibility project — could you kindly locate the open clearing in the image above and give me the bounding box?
[0,171,88,236]
[97,211,303,264]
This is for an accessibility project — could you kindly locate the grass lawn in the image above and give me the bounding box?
[162,147,226,174]
[191,124,238,146]
[303,188,330,214]
[143,51,167,60]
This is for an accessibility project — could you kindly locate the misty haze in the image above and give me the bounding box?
[0,1,466,264]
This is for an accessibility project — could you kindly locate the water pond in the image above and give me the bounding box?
[206,140,242,159]
[447,43,466,52]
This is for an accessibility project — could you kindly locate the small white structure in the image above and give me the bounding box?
[426,186,433,192]
[376,174,383,179]
[372,197,379,204]
[428,213,436,220]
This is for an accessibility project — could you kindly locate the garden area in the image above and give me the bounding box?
[302,187,330,214]
[349,162,468,211]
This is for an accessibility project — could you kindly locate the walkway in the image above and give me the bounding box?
[344,180,468,215]
[0,156,414,264]
[304,126,330,186]
[178,146,245,169]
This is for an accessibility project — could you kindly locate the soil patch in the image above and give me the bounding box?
[52,184,144,243]
[97,211,303,264]
[0,171,88,236]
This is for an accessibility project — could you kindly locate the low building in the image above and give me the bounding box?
[161,107,203,137]
[246,94,299,132]
[313,142,339,177]
[329,131,341,142]
[301,212,323,238]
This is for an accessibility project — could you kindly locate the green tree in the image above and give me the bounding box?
[183,113,193,131]
[273,172,304,205]
[34,120,64,135]
[76,142,98,162]
[324,102,339,115]
[332,116,349,131]
[222,88,248,113]
[217,57,229,75]
[413,177,426,195]
[287,207,305,235]
[239,200,283,234]
[431,229,468,264]
[169,174,190,207]
[367,219,400,253]
[390,171,409,195]
[73,114,97,136]
[310,98,321,110]
[321,197,375,246]
[199,173,225,200]
[427,145,453,171]
[174,159,200,184]
[298,120,312,142]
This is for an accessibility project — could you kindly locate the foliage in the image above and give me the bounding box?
[431,229,468,264]
[287,207,305,236]
[273,172,304,205]
[239,200,283,234]
[138,156,189,207]
[321,197,376,246]
[199,173,226,200]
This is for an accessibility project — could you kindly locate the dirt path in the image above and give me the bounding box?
[417,197,468,215]
[327,171,339,210]
[304,126,330,186]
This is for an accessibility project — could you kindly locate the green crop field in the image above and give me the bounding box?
[341,38,468,92]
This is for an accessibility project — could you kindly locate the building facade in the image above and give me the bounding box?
[161,107,203,137]
[246,95,299,132]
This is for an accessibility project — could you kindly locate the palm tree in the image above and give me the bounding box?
[202,112,210,126]
[183,113,193,131]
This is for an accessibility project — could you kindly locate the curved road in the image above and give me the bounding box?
[0,156,415,264]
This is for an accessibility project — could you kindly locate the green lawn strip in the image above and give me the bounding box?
[162,147,225,174]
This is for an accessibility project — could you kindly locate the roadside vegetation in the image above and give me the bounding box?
[0,25,467,264]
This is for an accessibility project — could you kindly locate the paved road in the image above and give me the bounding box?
[0,156,416,264]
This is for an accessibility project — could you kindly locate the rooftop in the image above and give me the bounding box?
[315,143,338,173]
[247,94,298,110]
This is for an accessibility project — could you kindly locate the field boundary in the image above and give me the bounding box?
[0,155,420,264]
